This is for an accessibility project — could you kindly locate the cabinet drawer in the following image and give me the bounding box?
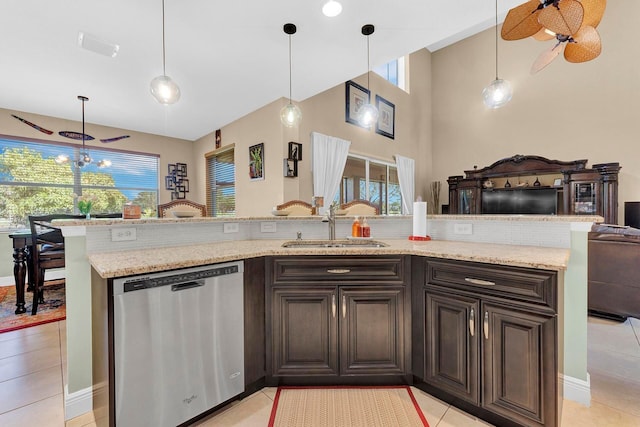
[271,256,407,285]
[426,259,556,310]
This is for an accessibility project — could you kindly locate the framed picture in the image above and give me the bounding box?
[165,175,176,190]
[345,80,370,128]
[249,143,264,181]
[215,129,221,149]
[553,178,562,187]
[288,142,302,161]
[283,158,298,177]
[375,95,395,139]
[175,162,187,177]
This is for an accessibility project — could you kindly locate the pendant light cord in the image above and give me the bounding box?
[366,34,371,89]
[494,0,499,80]
[161,0,167,76]
[81,98,85,150]
[288,34,293,104]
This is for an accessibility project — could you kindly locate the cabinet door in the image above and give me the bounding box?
[271,287,338,376]
[340,286,405,375]
[424,289,480,405]
[482,302,557,427]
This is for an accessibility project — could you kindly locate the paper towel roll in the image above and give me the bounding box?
[413,201,427,237]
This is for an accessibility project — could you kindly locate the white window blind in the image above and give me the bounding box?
[0,136,159,227]
[206,148,235,217]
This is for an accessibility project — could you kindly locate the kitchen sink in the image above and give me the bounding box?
[281,239,388,248]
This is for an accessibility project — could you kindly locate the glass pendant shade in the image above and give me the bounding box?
[322,0,343,17]
[150,75,181,105]
[280,103,302,127]
[482,78,512,109]
[357,102,379,127]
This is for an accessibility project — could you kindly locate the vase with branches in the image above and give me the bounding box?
[429,181,441,215]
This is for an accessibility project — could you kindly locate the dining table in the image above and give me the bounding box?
[8,229,32,314]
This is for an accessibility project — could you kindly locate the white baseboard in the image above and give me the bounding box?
[64,385,93,421]
[561,373,591,407]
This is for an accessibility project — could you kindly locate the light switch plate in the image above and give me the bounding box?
[111,227,137,241]
[223,222,239,233]
[454,223,473,235]
[260,222,277,233]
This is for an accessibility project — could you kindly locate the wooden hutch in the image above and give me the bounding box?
[447,155,621,224]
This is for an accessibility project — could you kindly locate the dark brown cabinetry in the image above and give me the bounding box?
[447,154,620,223]
[266,256,410,384]
[417,258,558,427]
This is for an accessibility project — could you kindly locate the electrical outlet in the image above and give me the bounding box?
[223,222,239,233]
[111,227,137,241]
[454,223,473,235]
[260,222,277,233]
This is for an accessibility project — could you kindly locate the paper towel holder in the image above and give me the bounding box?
[409,235,431,241]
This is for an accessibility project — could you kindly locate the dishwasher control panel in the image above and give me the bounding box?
[123,264,240,293]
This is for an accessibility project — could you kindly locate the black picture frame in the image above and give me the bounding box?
[165,175,175,190]
[288,142,302,161]
[283,158,298,177]
[249,143,264,181]
[375,95,395,139]
[345,80,370,128]
[175,162,187,177]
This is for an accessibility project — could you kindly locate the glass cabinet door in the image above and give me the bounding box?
[573,182,596,215]
[459,189,474,214]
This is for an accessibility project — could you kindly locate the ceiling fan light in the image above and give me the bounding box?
[482,78,513,109]
[322,0,343,17]
[357,103,379,127]
[150,75,181,104]
[544,28,556,36]
[280,103,302,127]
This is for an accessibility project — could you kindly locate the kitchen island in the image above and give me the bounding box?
[55,214,596,423]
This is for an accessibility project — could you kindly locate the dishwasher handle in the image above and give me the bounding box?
[171,280,205,292]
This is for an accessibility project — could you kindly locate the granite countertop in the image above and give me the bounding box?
[88,239,570,279]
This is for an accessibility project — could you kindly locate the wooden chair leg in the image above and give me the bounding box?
[31,268,44,315]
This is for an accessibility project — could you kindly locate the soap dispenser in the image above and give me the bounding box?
[361,217,370,237]
[352,216,361,237]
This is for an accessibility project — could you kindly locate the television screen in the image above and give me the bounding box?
[482,188,557,215]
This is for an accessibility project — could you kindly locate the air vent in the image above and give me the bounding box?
[78,31,119,57]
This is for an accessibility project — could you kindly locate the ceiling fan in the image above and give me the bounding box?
[501,0,606,73]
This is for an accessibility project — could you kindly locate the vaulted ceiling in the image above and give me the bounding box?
[1,0,522,141]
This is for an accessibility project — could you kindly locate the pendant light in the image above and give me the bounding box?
[150,0,180,105]
[322,0,343,17]
[482,0,512,109]
[280,23,302,127]
[357,24,379,127]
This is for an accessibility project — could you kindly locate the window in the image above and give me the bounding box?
[206,148,235,217]
[0,136,159,227]
[336,155,402,215]
[373,56,406,91]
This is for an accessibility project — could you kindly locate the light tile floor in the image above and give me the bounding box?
[0,316,638,426]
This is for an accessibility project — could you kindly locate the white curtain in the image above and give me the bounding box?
[312,132,351,215]
[395,154,415,214]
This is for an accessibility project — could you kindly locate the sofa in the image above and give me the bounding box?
[588,224,640,320]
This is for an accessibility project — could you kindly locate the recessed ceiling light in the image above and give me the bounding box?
[322,0,342,17]
[78,31,119,57]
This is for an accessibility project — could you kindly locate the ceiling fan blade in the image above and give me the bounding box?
[564,26,601,63]
[532,27,556,41]
[579,0,606,28]
[538,0,584,35]
[531,42,565,74]
[501,0,543,41]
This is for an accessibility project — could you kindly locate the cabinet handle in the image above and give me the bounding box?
[469,308,475,337]
[342,295,346,318]
[332,294,336,318]
[327,268,350,274]
[465,277,496,286]
[483,311,489,340]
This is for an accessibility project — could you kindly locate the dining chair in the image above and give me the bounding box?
[340,199,380,216]
[157,200,207,218]
[276,200,313,216]
[28,214,85,315]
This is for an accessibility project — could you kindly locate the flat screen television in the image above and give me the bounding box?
[482,188,557,215]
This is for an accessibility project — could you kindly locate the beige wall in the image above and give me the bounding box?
[195,48,434,216]
[431,0,639,223]
[0,107,195,206]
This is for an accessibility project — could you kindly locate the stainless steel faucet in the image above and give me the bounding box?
[322,202,337,240]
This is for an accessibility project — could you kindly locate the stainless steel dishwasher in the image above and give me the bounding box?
[112,261,244,427]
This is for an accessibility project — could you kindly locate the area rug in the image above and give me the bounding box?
[268,386,429,427]
[0,280,66,333]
